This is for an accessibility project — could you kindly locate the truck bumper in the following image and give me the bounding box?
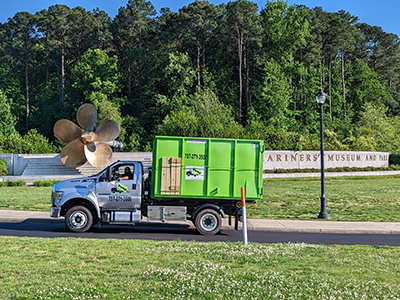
[50,207,61,218]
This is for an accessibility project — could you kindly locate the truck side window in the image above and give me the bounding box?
[111,167,121,181]
[119,165,134,181]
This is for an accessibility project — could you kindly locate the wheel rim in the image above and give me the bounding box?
[69,211,87,229]
[200,213,218,231]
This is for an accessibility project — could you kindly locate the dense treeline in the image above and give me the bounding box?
[0,0,400,154]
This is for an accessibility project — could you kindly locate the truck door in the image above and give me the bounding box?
[95,163,141,210]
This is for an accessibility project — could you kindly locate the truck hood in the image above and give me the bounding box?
[53,176,97,190]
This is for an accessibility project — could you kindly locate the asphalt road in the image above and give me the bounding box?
[1,221,400,246]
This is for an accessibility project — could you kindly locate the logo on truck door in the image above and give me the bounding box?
[185,166,205,181]
[111,183,128,193]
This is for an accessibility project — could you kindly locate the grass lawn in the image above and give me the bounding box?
[0,236,399,299]
[1,176,400,222]
[0,186,50,211]
[1,177,400,299]
[247,176,400,221]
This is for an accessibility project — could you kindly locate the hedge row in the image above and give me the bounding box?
[0,180,26,187]
[33,180,61,187]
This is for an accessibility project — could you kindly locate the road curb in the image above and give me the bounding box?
[1,211,400,235]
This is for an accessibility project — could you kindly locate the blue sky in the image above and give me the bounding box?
[1,0,399,36]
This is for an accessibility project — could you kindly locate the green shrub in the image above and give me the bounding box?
[34,180,60,187]
[158,89,243,139]
[0,159,7,176]
[390,153,400,166]
[0,129,56,154]
[5,180,26,186]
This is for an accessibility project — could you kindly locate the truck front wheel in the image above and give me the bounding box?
[195,209,222,236]
[65,206,93,233]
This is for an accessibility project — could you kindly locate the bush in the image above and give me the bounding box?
[0,129,56,154]
[390,153,400,166]
[34,180,60,187]
[158,89,243,139]
[0,159,7,176]
[0,180,26,187]
[7,180,26,186]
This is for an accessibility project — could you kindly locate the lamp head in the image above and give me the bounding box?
[316,89,326,104]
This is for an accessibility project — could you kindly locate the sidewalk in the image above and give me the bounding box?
[1,210,400,235]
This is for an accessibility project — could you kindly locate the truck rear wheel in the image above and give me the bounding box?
[195,209,222,236]
[65,206,93,233]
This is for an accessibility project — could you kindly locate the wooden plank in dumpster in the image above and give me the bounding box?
[161,157,181,195]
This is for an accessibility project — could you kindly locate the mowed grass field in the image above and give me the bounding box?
[1,176,400,222]
[251,176,400,221]
[1,176,400,299]
[1,237,400,299]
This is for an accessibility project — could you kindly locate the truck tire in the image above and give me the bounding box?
[65,206,93,233]
[195,209,222,236]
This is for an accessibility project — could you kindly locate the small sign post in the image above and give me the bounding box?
[241,187,248,245]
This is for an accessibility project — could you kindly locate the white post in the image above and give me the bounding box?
[241,187,248,245]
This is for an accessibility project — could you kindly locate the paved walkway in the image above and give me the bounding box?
[1,210,400,235]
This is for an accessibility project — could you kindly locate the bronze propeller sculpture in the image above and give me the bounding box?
[54,103,120,168]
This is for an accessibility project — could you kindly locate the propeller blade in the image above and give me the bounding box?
[60,138,87,168]
[77,103,97,131]
[54,119,82,144]
[94,120,120,142]
[84,142,113,168]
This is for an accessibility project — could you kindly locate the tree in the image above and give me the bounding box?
[36,5,72,103]
[347,59,390,121]
[67,7,113,61]
[5,12,37,132]
[68,49,125,143]
[91,8,114,51]
[225,0,260,123]
[69,49,123,114]
[178,0,220,88]
[261,0,310,64]
[112,0,156,99]
[354,104,400,152]
[358,23,400,114]
[260,1,312,131]
[334,10,360,118]
[0,90,17,136]
[157,51,197,105]
[0,129,56,154]
[258,59,292,131]
[0,58,25,123]
[158,88,243,138]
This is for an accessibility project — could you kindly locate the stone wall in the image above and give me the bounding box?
[0,154,13,175]
[0,151,391,176]
[0,154,61,175]
[263,151,390,170]
[0,153,153,176]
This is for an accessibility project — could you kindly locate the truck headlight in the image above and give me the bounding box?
[55,191,64,204]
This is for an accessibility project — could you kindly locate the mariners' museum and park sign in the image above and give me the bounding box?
[263,151,390,170]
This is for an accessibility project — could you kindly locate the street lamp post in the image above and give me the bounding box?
[316,89,330,219]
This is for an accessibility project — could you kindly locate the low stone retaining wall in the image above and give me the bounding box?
[0,153,152,176]
[0,151,391,178]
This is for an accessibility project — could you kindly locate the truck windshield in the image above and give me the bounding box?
[93,166,108,177]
